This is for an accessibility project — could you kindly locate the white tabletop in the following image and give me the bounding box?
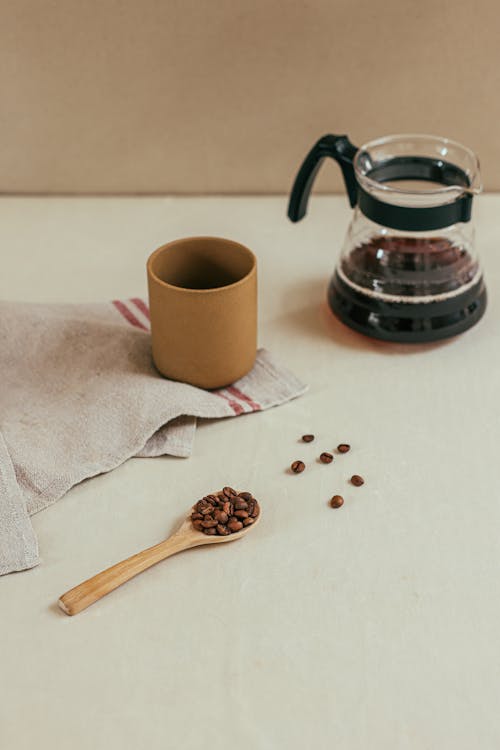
[1,196,499,749]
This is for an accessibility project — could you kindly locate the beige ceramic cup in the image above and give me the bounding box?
[147,236,257,389]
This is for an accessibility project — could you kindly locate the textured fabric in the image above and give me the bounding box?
[0,298,307,575]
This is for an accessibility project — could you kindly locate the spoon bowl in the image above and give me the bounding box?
[173,504,261,546]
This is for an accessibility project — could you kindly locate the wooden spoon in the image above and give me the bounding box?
[58,506,261,616]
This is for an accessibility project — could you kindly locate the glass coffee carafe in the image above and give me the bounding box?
[288,133,487,342]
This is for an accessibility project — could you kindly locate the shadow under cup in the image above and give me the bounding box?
[147,236,257,389]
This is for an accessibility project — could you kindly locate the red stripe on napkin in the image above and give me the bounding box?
[214,391,245,415]
[112,300,148,331]
[130,298,150,320]
[227,386,261,412]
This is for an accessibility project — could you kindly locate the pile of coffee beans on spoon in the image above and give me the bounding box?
[289,435,365,509]
[191,487,260,536]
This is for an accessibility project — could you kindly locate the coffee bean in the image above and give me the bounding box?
[199,505,213,515]
[337,444,350,453]
[192,519,204,531]
[238,491,253,500]
[216,524,230,536]
[214,510,228,524]
[222,501,232,515]
[223,486,237,498]
[302,434,315,442]
[243,517,254,526]
[291,460,305,474]
[330,495,344,508]
[204,527,217,535]
[250,505,259,518]
[204,494,218,505]
[234,498,248,510]
[228,519,244,532]
[191,512,203,520]
[201,518,218,528]
[351,475,364,486]
[320,452,334,464]
[234,509,249,519]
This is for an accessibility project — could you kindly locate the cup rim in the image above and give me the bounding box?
[147,236,257,294]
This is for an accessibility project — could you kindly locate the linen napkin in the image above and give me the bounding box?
[0,298,307,575]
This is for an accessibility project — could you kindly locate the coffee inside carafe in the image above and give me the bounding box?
[328,234,484,340]
[340,236,478,298]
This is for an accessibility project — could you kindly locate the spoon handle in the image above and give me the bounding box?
[58,532,192,616]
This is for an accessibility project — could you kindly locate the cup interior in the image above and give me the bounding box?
[149,237,255,291]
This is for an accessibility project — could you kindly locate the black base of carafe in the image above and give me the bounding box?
[328,272,487,343]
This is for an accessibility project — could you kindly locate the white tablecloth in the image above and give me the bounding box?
[0,196,499,749]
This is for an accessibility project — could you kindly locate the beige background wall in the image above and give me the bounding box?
[1,0,499,194]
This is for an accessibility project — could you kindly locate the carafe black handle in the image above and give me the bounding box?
[288,134,359,222]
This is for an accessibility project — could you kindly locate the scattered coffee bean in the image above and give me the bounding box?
[191,488,260,536]
[337,444,350,453]
[330,495,344,508]
[319,452,334,464]
[351,474,364,486]
[302,434,315,443]
[291,460,305,474]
